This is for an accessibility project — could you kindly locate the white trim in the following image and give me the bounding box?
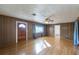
[16,21,28,43]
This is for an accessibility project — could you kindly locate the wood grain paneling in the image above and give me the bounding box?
[28,22,34,39]
[1,15,16,48]
[0,16,2,48]
[0,15,46,48]
[60,23,74,40]
[49,25,54,37]
[47,22,74,40]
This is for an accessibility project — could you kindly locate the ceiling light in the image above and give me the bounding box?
[45,18,48,23]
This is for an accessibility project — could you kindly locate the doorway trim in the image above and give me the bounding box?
[16,21,28,43]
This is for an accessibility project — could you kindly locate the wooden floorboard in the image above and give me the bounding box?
[0,36,79,55]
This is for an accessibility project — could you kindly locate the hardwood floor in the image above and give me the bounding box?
[0,37,79,55]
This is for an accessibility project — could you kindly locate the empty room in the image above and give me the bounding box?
[0,4,79,55]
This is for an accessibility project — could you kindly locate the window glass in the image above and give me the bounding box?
[35,25,44,33]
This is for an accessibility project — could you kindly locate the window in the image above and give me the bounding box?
[19,24,26,28]
[35,25,44,33]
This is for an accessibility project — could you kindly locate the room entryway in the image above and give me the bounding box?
[54,25,60,38]
[16,21,28,43]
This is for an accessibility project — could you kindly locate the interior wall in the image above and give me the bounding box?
[47,25,54,37]
[48,22,74,40]
[0,16,3,48]
[60,23,74,40]
[28,22,34,39]
[1,15,16,48]
[0,15,46,48]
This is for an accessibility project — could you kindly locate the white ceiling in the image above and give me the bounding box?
[0,4,79,24]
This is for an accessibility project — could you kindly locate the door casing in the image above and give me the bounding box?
[16,21,28,43]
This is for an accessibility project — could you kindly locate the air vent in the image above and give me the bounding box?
[32,13,36,16]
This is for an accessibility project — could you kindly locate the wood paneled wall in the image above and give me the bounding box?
[60,23,74,40]
[28,22,34,39]
[0,16,3,48]
[46,24,54,37]
[0,15,46,48]
[1,15,16,48]
[47,22,74,40]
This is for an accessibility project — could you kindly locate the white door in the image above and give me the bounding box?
[54,25,60,38]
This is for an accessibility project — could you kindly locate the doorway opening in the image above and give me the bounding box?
[16,21,28,43]
[54,25,60,39]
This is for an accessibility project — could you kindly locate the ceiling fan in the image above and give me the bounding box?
[45,14,55,24]
[45,18,54,23]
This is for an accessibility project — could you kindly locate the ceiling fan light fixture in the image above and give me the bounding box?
[45,18,54,24]
[45,21,49,24]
